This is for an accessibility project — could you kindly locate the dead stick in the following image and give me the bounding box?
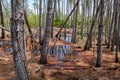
[55,0,80,38]
[0,26,10,32]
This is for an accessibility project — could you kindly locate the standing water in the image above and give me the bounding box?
[48,36,81,60]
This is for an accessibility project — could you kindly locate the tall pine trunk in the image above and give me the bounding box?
[0,0,5,39]
[39,0,53,64]
[11,0,30,79]
[111,0,119,51]
[115,0,119,63]
[80,0,85,40]
[51,0,56,38]
[71,0,79,43]
[96,0,104,67]
[39,0,42,44]
[55,0,80,38]
[84,4,100,50]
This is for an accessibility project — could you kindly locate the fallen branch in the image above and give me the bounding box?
[55,0,80,38]
[0,26,10,32]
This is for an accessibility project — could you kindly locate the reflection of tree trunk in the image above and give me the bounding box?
[0,1,5,39]
[11,0,30,79]
[39,0,53,64]
[55,0,80,38]
[84,4,100,50]
[71,0,79,43]
[95,0,104,67]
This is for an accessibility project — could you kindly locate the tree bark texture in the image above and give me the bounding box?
[39,0,53,64]
[11,0,30,79]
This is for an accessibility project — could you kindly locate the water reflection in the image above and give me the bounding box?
[47,45,80,60]
[56,46,65,60]
[65,36,71,42]
[47,36,81,60]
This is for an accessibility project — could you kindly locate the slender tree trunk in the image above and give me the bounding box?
[96,0,104,67]
[87,0,92,48]
[0,0,5,39]
[90,0,96,48]
[105,0,110,45]
[111,0,119,51]
[115,0,119,63]
[80,0,85,40]
[43,0,46,27]
[54,0,58,19]
[64,0,69,39]
[39,0,42,44]
[58,0,60,20]
[87,0,90,35]
[64,0,67,40]
[84,4,100,50]
[11,0,30,79]
[39,0,53,64]
[55,0,80,38]
[107,0,114,48]
[71,0,79,43]
[24,10,33,39]
[51,0,56,38]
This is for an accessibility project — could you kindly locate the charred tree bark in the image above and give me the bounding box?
[0,0,5,39]
[39,0,53,64]
[11,0,30,80]
[95,0,104,67]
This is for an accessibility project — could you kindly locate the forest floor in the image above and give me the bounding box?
[0,32,120,80]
